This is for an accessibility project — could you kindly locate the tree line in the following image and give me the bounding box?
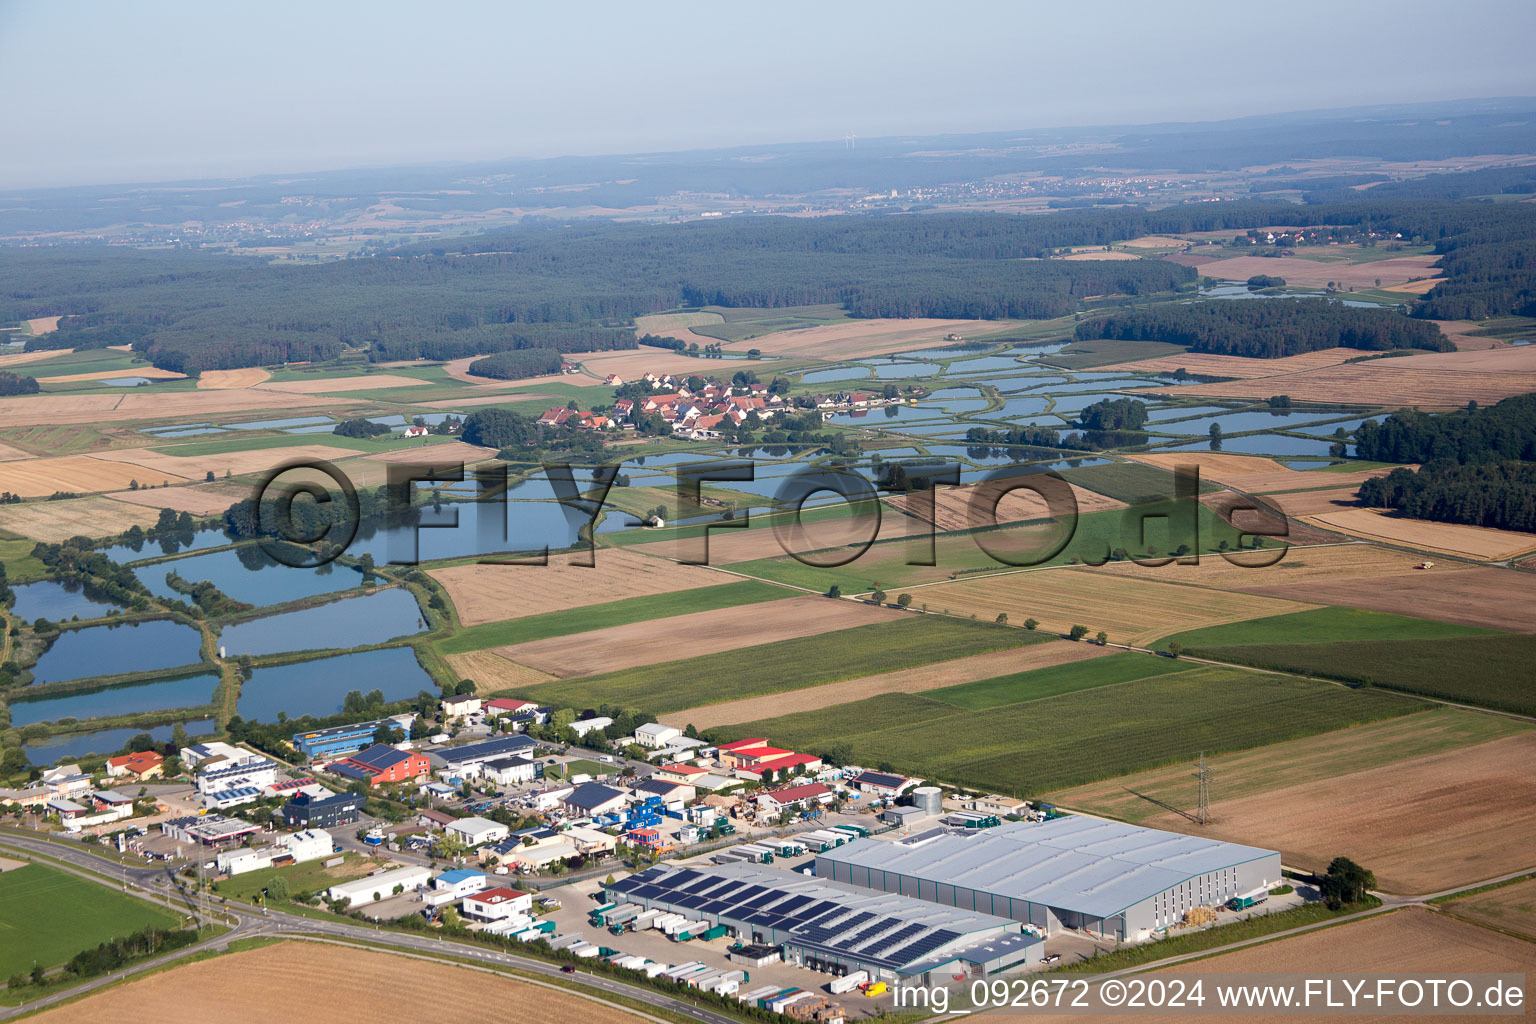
[1354,395,1536,463]
[1077,300,1449,358]
[1358,460,1536,533]
[465,348,563,380]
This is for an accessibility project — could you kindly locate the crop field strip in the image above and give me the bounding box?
[518,615,1038,714]
[1301,506,1536,560]
[1232,563,1536,633]
[660,636,1112,730]
[1052,707,1536,892]
[490,594,897,677]
[901,567,1318,647]
[1440,877,1536,942]
[713,664,1428,796]
[22,940,652,1024]
[435,579,788,655]
[429,548,744,627]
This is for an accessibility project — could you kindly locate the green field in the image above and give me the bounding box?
[436,580,789,655]
[1041,339,1189,369]
[727,500,1250,595]
[926,651,1194,710]
[534,616,1041,715]
[1190,634,1536,716]
[713,665,1427,794]
[1056,460,1219,502]
[1159,606,1494,651]
[0,863,182,975]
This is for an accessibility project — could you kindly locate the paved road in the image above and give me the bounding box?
[0,832,740,1024]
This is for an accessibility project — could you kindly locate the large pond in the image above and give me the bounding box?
[9,673,220,726]
[1152,410,1346,436]
[218,588,426,657]
[99,528,233,563]
[869,362,943,379]
[800,367,871,384]
[31,620,204,685]
[1161,433,1338,457]
[828,404,953,424]
[9,580,121,623]
[24,720,215,766]
[134,547,369,606]
[236,647,435,722]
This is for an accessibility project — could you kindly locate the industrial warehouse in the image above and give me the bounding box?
[605,862,1043,985]
[814,817,1283,942]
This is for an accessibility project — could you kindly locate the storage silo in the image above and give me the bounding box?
[911,785,942,815]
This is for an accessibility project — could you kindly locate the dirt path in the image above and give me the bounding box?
[661,637,1112,729]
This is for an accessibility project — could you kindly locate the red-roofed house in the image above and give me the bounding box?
[537,407,574,427]
[484,698,538,718]
[462,886,533,921]
[105,750,164,781]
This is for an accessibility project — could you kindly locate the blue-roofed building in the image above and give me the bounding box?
[814,817,1282,942]
[432,867,491,901]
[292,715,415,760]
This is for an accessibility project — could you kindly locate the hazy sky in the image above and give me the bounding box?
[3,0,1534,189]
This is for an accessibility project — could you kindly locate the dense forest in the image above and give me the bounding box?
[0,192,1532,371]
[1077,300,1450,357]
[1358,461,1536,533]
[465,348,563,380]
[1354,395,1536,463]
[0,372,39,396]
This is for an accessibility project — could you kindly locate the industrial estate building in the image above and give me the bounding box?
[814,817,1282,942]
[606,862,1042,985]
[292,715,415,760]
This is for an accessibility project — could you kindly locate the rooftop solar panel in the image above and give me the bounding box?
[845,917,900,949]
[860,922,924,957]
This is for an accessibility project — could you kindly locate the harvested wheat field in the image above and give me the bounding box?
[910,567,1315,646]
[1442,876,1536,942]
[0,349,68,369]
[363,443,498,465]
[1141,730,1536,893]
[445,651,556,691]
[1237,563,1536,633]
[25,940,652,1024]
[496,594,895,677]
[0,389,357,427]
[0,440,36,461]
[1127,451,1398,494]
[575,348,749,378]
[415,393,558,409]
[1429,318,1501,351]
[665,639,1112,729]
[1200,489,1344,547]
[1304,507,1536,560]
[107,481,251,515]
[35,366,186,384]
[1077,909,1536,1024]
[1198,253,1440,289]
[1059,250,1141,261]
[0,453,191,496]
[1094,347,1358,379]
[1135,345,1536,408]
[732,318,991,359]
[884,478,1124,532]
[255,373,431,394]
[196,368,271,389]
[627,509,901,565]
[1241,485,1362,517]
[1383,275,1446,295]
[0,495,159,541]
[94,443,362,481]
[1094,539,1461,588]
[25,315,61,334]
[1120,235,1193,249]
[430,548,738,626]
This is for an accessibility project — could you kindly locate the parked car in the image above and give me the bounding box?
[1040,953,1061,964]
[560,965,578,973]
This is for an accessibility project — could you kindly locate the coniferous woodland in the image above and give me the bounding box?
[465,348,564,379]
[1352,397,1536,533]
[1359,461,1536,532]
[1354,395,1536,463]
[0,194,1531,372]
[1077,300,1450,357]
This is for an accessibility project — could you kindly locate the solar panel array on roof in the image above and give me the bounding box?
[603,861,1027,974]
